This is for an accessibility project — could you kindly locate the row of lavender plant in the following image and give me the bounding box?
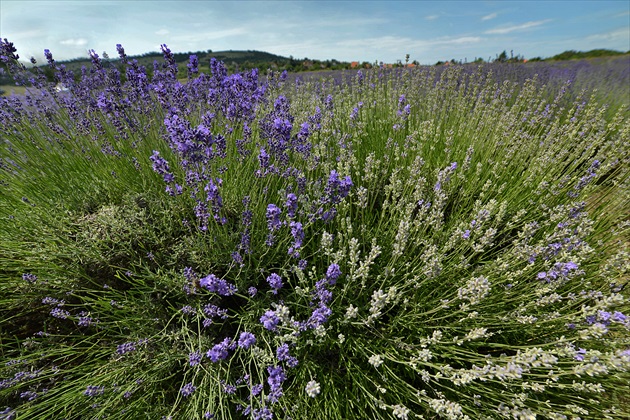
[1,39,629,419]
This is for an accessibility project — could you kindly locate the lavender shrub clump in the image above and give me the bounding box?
[0,40,629,419]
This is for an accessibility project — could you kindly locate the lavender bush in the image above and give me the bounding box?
[1,39,629,419]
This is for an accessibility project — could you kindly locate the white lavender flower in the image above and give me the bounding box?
[369,354,383,368]
[392,404,410,419]
[305,380,320,398]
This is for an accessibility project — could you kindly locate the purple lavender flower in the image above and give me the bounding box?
[260,310,280,331]
[323,170,353,205]
[325,264,341,284]
[116,44,126,60]
[253,407,273,420]
[285,193,298,218]
[231,251,244,265]
[223,383,237,394]
[598,310,611,322]
[203,304,228,319]
[288,221,304,258]
[276,343,291,361]
[207,338,232,362]
[574,348,587,361]
[267,365,286,391]
[43,49,54,67]
[187,54,199,76]
[251,383,264,396]
[248,286,258,297]
[325,94,334,111]
[189,351,202,367]
[266,204,283,231]
[42,297,63,306]
[84,385,105,397]
[612,311,627,323]
[78,315,93,327]
[308,304,332,328]
[199,274,237,296]
[238,332,257,349]
[20,391,37,401]
[22,273,37,283]
[258,147,270,171]
[116,341,136,355]
[181,305,195,315]
[50,307,69,319]
[180,382,196,397]
[315,279,333,304]
[267,273,283,294]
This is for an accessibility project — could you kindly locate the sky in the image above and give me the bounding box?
[1,0,629,65]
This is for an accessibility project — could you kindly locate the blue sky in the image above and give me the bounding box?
[2,1,629,64]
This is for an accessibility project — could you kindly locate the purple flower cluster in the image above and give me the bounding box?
[288,221,304,258]
[584,310,628,328]
[266,273,283,294]
[202,303,228,320]
[50,307,70,319]
[266,365,286,403]
[266,204,283,232]
[326,263,341,285]
[237,332,257,349]
[275,343,298,367]
[199,274,237,296]
[116,341,137,355]
[285,193,298,219]
[84,385,105,397]
[323,170,353,205]
[570,160,600,196]
[260,310,281,331]
[434,162,458,192]
[207,337,236,363]
[188,351,202,367]
[77,311,94,327]
[22,273,37,283]
[536,261,579,282]
[180,382,196,397]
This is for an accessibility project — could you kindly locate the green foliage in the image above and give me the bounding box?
[550,49,626,61]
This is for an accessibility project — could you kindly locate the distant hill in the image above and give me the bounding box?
[34,49,295,74]
[547,49,627,61]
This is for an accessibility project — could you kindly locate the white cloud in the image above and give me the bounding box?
[484,19,551,34]
[171,28,247,43]
[60,38,88,46]
[317,17,388,27]
[155,29,170,36]
[586,27,630,43]
[337,35,483,50]
[444,36,483,45]
[482,12,498,21]
[425,15,439,21]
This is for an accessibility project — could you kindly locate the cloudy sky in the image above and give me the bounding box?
[2,0,629,64]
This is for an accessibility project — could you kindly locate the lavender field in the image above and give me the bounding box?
[1,40,629,419]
